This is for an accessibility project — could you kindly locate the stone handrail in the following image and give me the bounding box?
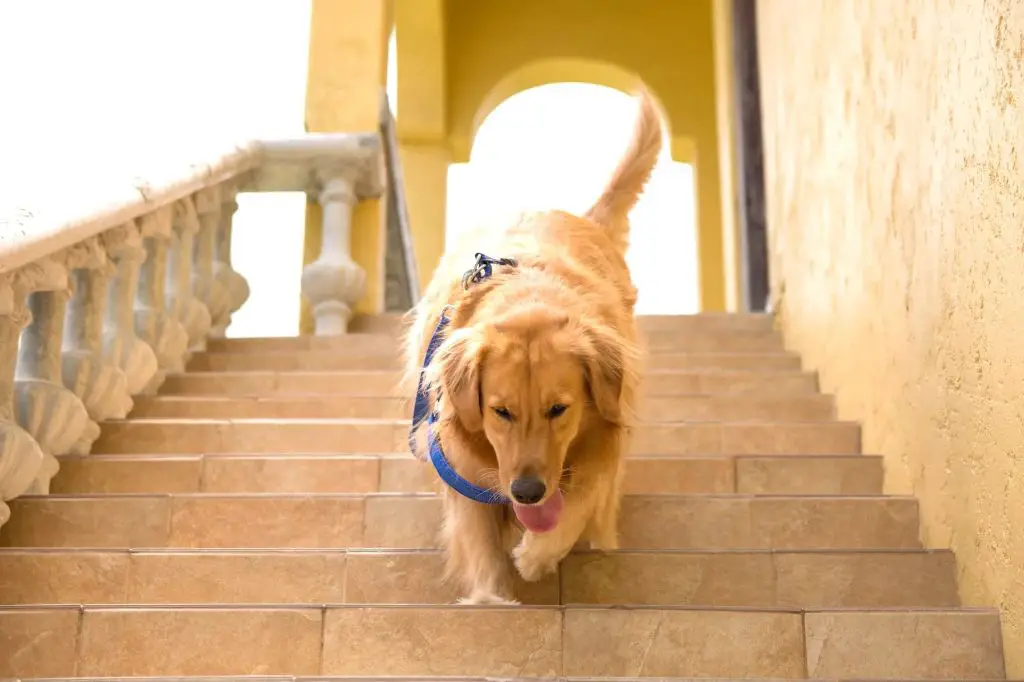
[0,131,383,526]
[380,94,421,310]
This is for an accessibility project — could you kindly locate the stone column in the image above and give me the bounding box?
[12,257,91,493]
[192,186,231,346]
[301,168,367,335]
[102,221,159,395]
[209,180,250,337]
[167,197,212,351]
[135,207,189,392]
[0,274,46,524]
[61,237,132,455]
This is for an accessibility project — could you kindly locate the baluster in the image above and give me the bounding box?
[168,197,212,351]
[12,257,91,493]
[135,207,189,392]
[192,187,231,347]
[61,237,132,455]
[0,274,45,525]
[301,168,367,335]
[102,221,158,395]
[209,180,250,337]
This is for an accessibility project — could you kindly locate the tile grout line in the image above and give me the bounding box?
[800,608,810,678]
[196,453,208,493]
[71,603,85,677]
[732,455,741,494]
[317,603,328,675]
[559,604,567,677]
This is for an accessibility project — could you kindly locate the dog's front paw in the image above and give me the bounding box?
[457,590,520,606]
[513,541,559,582]
[589,531,619,552]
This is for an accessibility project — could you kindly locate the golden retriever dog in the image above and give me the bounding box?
[402,88,661,604]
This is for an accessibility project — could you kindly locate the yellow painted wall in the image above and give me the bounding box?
[397,142,450,292]
[441,0,727,310]
[302,0,391,332]
[757,0,1024,673]
[395,0,450,292]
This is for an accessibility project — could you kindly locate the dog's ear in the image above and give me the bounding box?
[577,322,634,426]
[437,326,485,432]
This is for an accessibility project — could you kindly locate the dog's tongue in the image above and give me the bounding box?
[512,490,564,533]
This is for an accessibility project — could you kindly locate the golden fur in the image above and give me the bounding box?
[401,87,662,603]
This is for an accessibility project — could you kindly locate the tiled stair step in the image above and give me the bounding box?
[0,548,958,608]
[205,312,777,352]
[199,326,788,355]
[188,349,804,373]
[131,393,835,421]
[92,419,859,456]
[0,493,920,550]
[0,605,1004,678]
[160,368,820,397]
[15,678,1018,682]
[50,454,883,496]
[8,675,1011,679]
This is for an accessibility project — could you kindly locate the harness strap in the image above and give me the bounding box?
[408,306,451,454]
[409,254,516,505]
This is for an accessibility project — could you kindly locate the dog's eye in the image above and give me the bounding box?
[493,407,515,421]
[547,404,568,419]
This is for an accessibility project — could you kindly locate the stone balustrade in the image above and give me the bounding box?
[0,131,383,526]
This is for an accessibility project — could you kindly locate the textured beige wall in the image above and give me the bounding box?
[757,0,1024,673]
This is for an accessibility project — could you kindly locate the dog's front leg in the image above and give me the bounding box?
[512,490,594,583]
[587,459,624,552]
[442,492,517,604]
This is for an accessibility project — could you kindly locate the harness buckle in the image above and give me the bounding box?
[462,252,519,290]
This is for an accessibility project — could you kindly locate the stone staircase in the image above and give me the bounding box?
[0,313,1007,679]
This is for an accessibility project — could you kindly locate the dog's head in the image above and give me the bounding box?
[435,304,630,507]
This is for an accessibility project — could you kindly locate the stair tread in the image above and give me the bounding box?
[131,393,835,423]
[60,452,877,460]
[106,416,851,423]
[165,367,811,376]
[92,418,860,457]
[0,546,961,608]
[11,491,912,499]
[0,603,996,612]
[185,349,803,373]
[47,453,883,497]
[22,675,1015,679]
[0,605,1004,679]
[0,492,922,552]
[0,546,953,554]
[160,367,822,399]
[19,675,1019,679]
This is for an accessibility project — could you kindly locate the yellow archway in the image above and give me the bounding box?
[449,59,715,308]
[448,81,700,313]
[456,58,693,165]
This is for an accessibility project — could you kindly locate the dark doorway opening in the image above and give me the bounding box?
[731,0,770,311]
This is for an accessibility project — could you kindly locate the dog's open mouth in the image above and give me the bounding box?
[512,489,564,533]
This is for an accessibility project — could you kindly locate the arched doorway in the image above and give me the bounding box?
[446,82,699,314]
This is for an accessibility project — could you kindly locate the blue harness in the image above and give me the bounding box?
[409,253,517,505]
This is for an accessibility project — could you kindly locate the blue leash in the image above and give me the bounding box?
[409,254,517,505]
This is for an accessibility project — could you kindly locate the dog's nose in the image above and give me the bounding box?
[510,477,547,504]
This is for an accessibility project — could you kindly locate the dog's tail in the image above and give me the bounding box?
[584,87,663,250]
